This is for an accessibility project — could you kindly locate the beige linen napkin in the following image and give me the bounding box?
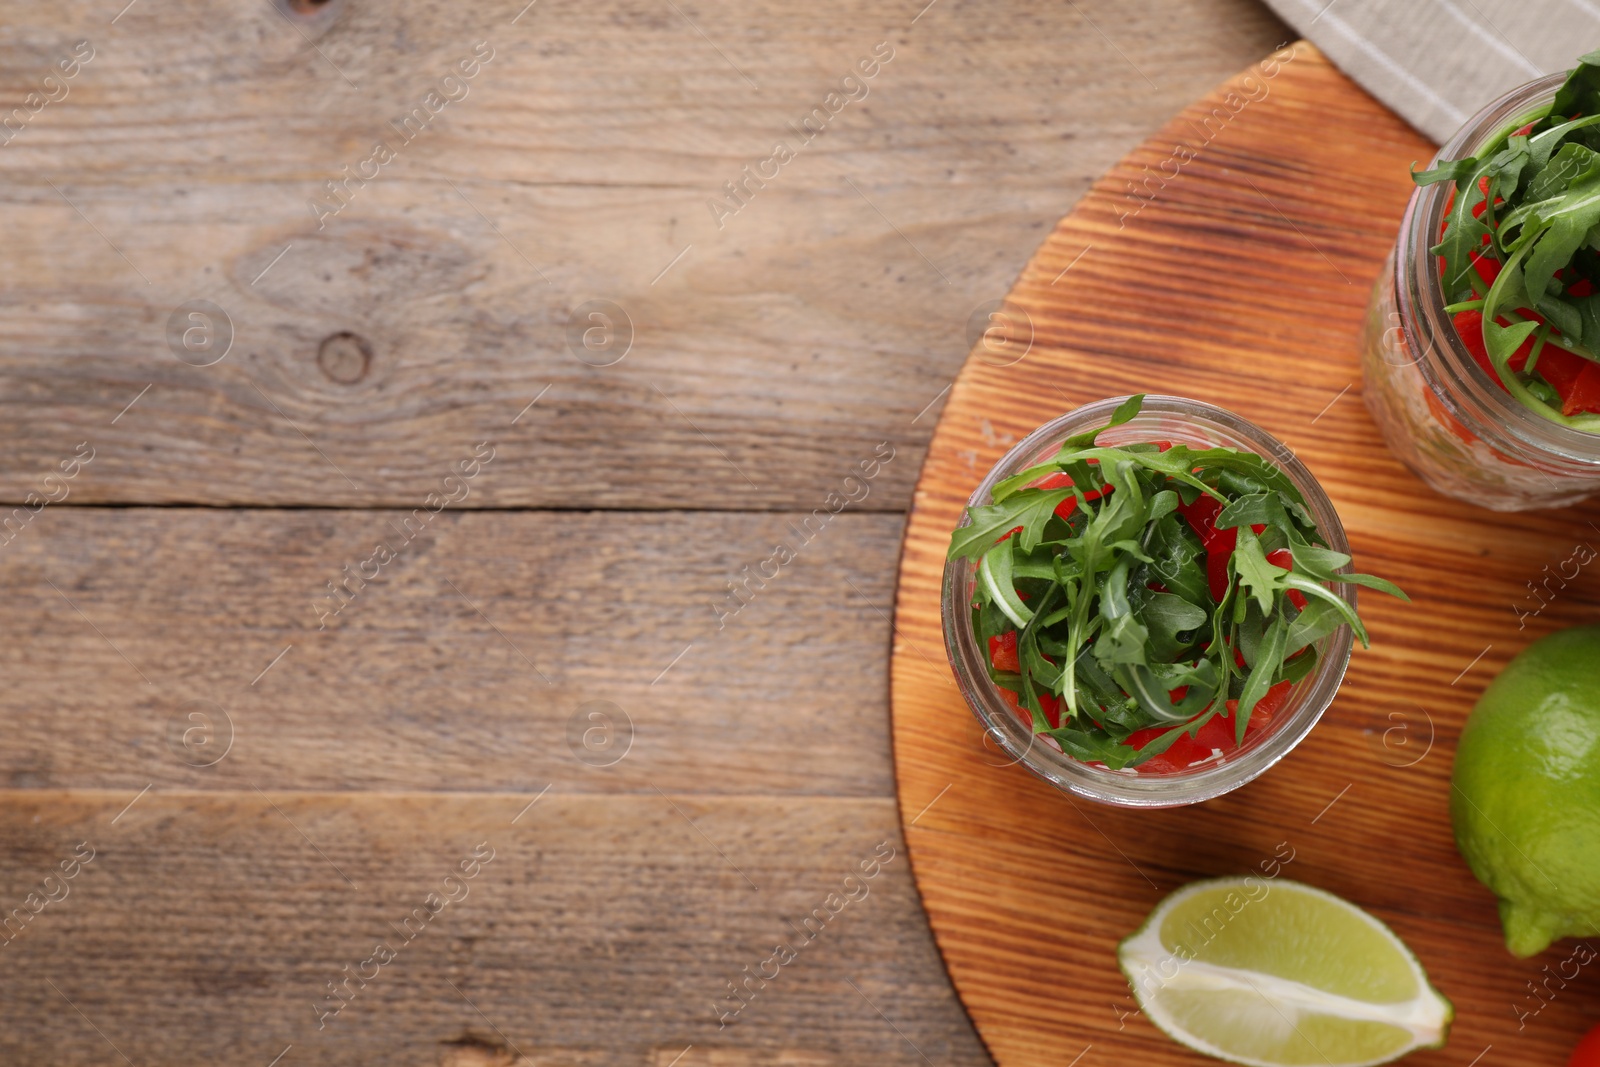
[1263,0,1600,143]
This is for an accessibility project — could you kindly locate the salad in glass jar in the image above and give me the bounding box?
[941,395,1406,807]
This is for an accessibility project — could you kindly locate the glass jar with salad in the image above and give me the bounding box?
[1364,53,1600,510]
[941,395,1405,808]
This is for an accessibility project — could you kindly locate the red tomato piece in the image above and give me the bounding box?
[1570,277,1595,298]
[1035,470,1109,519]
[1191,710,1239,752]
[1468,176,1505,220]
[1038,692,1063,730]
[1227,679,1294,734]
[989,631,1020,673]
[1128,680,1297,774]
[1176,494,1225,545]
[1178,495,1264,602]
[1569,1022,1600,1067]
[1537,346,1587,402]
[1127,726,1213,775]
[1452,310,1534,380]
[1452,311,1498,382]
[1563,360,1600,416]
[1468,247,1500,289]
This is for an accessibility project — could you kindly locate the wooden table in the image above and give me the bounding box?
[0,1,1286,1063]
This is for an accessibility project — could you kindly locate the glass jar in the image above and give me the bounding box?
[940,395,1357,808]
[1363,72,1600,510]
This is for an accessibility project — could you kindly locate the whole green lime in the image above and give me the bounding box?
[1452,625,1600,957]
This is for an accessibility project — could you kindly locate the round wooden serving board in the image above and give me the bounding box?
[891,42,1600,1067]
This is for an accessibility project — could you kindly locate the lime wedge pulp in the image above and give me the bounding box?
[1118,878,1452,1067]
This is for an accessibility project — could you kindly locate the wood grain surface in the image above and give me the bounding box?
[0,0,1294,1063]
[0,0,1287,511]
[891,43,1600,1067]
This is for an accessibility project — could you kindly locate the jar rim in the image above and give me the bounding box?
[938,394,1355,808]
[1397,70,1600,461]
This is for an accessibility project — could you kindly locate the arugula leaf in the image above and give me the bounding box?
[1284,541,1351,582]
[1215,491,1290,533]
[1138,591,1208,662]
[1552,51,1600,124]
[1332,571,1412,601]
[1412,157,1480,186]
[978,540,1033,627]
[948,488,1074,559]
[1142,512,1209,606]
[1231,525,1287,616]
[1234,612,1288,743]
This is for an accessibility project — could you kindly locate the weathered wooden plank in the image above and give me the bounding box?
[0,0,1287,509]
[0,507,909,796]
[0,790,985,1066]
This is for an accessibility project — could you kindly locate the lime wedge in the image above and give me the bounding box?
[1118,878,1452,1067]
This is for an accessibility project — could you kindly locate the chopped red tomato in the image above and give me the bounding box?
[1127,710,1236,775]
[1124,724,1208,775]
[1537,346,1588,406]
[1036,470,1109,520]
[1177,494,1235,601]
[997,683,1062,730]
[1561,359,1600,416]
[1569,1022,1600,1067]
[1227,679,1293,731]
[1469,175,1504,221]
[1176,494,1226,546]
[1125,679,1294,774]
[989,631,1020,673]
[1452,309,1533,381]
[1467,247,1500,289]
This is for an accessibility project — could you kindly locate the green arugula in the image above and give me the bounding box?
[949,396,1407,770]
[1413,49,1600,431]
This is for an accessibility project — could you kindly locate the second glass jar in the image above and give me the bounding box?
[1363,71,1600,511]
